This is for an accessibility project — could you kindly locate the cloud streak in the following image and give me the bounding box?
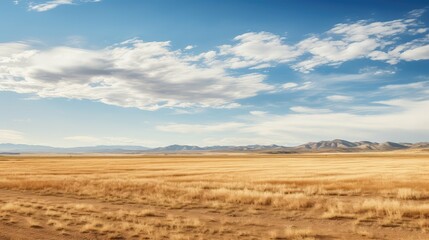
[28,0,100,12]
[0,129,24,143]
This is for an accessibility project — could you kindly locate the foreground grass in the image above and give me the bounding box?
[0,152,428,239]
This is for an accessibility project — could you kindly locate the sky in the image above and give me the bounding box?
[0,0,429,147]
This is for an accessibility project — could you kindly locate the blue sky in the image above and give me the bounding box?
[1,0,429,147]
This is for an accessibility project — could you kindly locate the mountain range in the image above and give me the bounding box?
[0,144,149,154]
[292,139,425,151]
[0,139,428,154]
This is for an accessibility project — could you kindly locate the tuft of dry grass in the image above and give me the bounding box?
[322,201,355,219]
[397,188,427,200]
[270,227,316,240]
[1,203,36,216]
[47,219,66,231]
[303,185,326,196]
[26,217,43,229]
[352,227,374,238]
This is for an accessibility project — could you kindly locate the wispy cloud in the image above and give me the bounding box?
[377,80,429,100]
[289,106,332,114]
[301,67,396,83]
[381,80,429,90]
[29,0,73,11]
[28,0,100,12]
[249,111,267,116]
[0,129,24,143]
[326,95,354,102]
[282,81,313,91]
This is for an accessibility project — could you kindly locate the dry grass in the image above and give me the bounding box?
[397,188,427,200]
[351,225,375,239]
[47,219,66,231]
[270,227,315,240]
[26,217,43,229]
[0,152,428,239]
[1,202,36,216]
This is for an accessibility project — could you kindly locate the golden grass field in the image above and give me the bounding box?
[0,151,429,239]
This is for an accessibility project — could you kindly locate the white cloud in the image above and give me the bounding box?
[400,44,429,61]
[219,32,301,69]
[369,34,429,64]
[294,81,312,90]
[184,45,195,50]
[408,9,426,18]
[282,81,312,91]
[29,0,73,11]
[28,0,101,12]
[289,106,331,114]
[0,39,273,110]
[0,42,36,63]
[299,68,395,88]
[347,105,392,113]
[381,81,429,90]
[0,129,24,143]
[249,111,267,116]
[378,80,429,100]
[326,95,353,102]
[294,37,379,72]
[293,16,426,72]
[216,9,428,73]
[282,82,298,89]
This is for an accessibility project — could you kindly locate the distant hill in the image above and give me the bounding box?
[0,140,428,154]
[148,145,204,152]
[146,144,283,153]
[294,139,409,152]
[0,144,149,154]
[297,139,358,150]
[128,141,426,153]
[0,143,58,153]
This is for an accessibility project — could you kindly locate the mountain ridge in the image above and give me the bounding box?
[0,140,427,154]
[0,144,150,154]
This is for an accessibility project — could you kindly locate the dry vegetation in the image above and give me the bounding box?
[0,151,428,239]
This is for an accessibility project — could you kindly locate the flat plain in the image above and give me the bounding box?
[0,151,428,239]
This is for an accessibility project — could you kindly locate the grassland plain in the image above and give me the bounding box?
[0,151,428,239]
